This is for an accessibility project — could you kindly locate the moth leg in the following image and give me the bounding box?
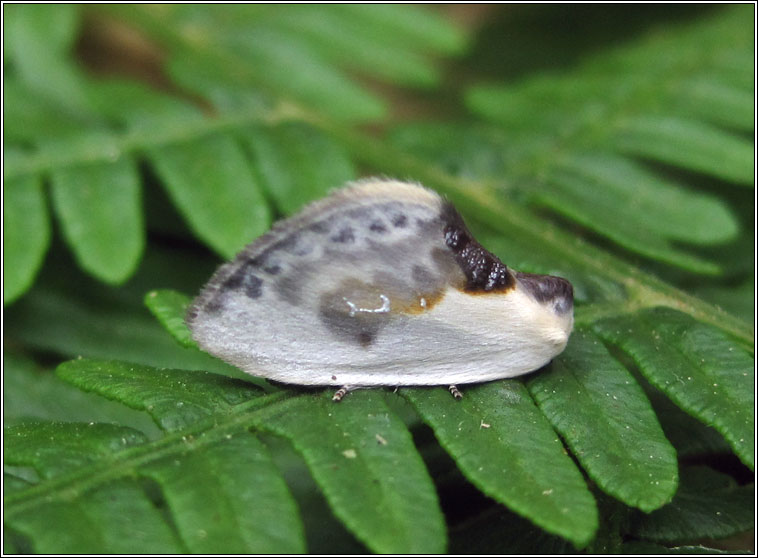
[332,386,353,402]
[448,385,463,400]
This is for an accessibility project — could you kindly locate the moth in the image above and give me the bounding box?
[187,178,574,401]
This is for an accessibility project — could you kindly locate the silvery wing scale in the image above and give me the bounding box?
[187,178,574,400]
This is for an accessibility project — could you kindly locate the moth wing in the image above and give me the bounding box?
[187,179,477,385]
[188,178,571,387]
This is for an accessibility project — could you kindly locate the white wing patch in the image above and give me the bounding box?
[187,178,574,387]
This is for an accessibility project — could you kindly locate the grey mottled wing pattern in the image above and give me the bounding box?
[187,179,477,380]
[187,178,574,387]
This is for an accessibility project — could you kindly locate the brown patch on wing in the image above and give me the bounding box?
[338,276,447,315]
[318,277,446,347]
[440,202,516,294]
[391,287,446,314]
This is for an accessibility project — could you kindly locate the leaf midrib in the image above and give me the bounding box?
[3,391,291,519]
[2,109,272,181]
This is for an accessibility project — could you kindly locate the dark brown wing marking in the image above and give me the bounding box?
[440,202,515,293]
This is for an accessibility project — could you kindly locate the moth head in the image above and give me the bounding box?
[513,271,574,348]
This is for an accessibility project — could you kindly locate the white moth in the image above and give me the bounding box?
[187,178,574,401]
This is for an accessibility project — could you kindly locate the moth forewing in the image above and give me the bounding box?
[187,178,574,399]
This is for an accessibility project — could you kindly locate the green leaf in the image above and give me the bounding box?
[262,5,463,88]
[5,360,304,553]
[527,328,678,512]
[335,4,466,54]
[4,420,183,552]
[538,154,738,273]
[3,353,159,436]
[593,307,754,469]
[84,78,204,131]
[403,382,598,547]
[148,134,271,259]
[56,359,263,431]
[144,289,196,349]
[693,277,754,324]
[167,28,385,123]
[4,4,92,117]
[3,473,33,496]
[544,155,739,246]
[242,122,355,215]
[252,391,447,554]
[449,506,573,555]
[7,480,185,553]
[4,244,243,378]
[668,77,754,131]
[626,466,754,543]
[142,434,305,553]
[50,157,144,284]
[389,122,513,181]
[612,116,754,186]
[463,6,752,273]
[643,381,732,459]
[4,4,79,60]
[4,422,148,479]
[6,269,231,374]
[3,175,50,304]
[3,78,86,142]
[390,124,738,274]
[261,434,368,553]
[470,221,626,306]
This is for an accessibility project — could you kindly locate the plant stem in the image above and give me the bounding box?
[3,391,291,518]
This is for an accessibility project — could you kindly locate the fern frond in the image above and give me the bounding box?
[625,466,754,544]
[3,5,753,554]
[3,4,464,300]
[5,361,444,554]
